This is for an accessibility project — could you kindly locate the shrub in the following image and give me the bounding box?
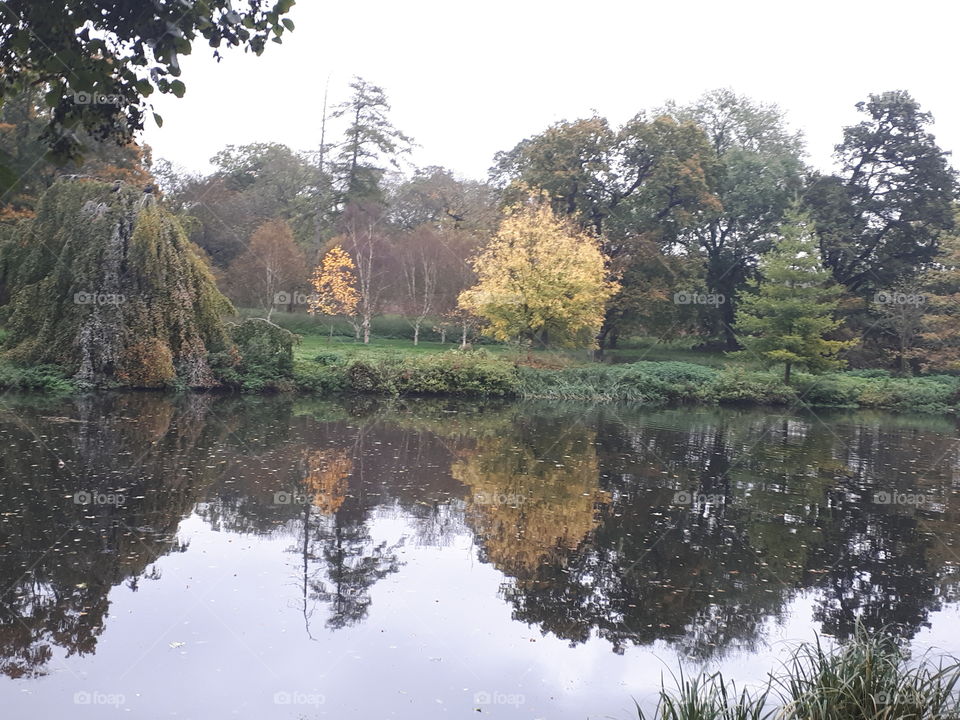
[228,318,298,392]
[856,377,955,412]
[516,362,719,403]
[293,359,346,394]
[703,371,797,406]
[844,368,893,379]
[341,350,518,397]
[0,363,75,393]
[792,373,865,407]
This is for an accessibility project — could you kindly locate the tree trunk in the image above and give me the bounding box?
[460,322,468,349]
[363,314,370,344]
[784,362,792,385]
[413,322,420,346]
[440,328,446,344]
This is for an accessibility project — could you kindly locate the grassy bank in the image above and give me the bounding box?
[290,346,960,413]
[1,317,958,413]
[638,626,960,720]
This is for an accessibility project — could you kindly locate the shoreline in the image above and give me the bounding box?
[3,351,958,416]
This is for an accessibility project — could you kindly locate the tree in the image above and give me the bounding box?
[806,91,957,295]
[1,179,233,387]
[168,143,321,267]
[664,89,807,349]
[389,166,499,235]
[338,203,393,344]
[0,0,294,168]
[491,114,720,347]
[870,282,928,375]
[308,245,359,338]
[458,201,619,348]
[397,225,440,345]
[917,226,960,372]
[225,219,307,319]
[331,77,413,205]
[733,209,854,383]
[0,86,151,221]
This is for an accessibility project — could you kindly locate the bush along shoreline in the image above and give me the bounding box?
[4,346,959,415]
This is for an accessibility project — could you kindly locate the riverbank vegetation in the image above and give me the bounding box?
[638,626,960,720]
[1,71,959,408]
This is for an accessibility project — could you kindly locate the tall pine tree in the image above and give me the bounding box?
[734,209,854,383]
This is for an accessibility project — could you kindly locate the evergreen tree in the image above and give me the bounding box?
[734,210,854,383]
[331,77,413,205]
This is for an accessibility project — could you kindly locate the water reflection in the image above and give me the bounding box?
[0,393,958,685]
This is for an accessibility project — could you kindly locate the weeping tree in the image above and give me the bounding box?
[1,178,235,387]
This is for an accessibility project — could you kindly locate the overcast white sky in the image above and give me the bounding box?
[144,0,960,181]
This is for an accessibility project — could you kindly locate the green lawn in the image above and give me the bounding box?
[247,310,729,369]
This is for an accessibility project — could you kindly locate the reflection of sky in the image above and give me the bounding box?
[6,510,960,720]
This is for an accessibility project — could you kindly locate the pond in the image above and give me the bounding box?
[0,394,958,718]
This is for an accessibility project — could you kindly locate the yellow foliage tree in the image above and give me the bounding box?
[458,202,619,348]
[308,245,359,338]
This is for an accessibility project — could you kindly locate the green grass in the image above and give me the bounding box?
[638,626,960,720]
[2,312,959,412]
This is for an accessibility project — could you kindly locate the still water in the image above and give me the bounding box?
[0,394,959,718]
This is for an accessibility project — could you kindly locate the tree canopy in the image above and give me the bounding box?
[0,0,295,167]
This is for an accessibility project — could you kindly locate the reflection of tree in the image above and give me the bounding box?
[454,423,609,583]
[302,449,350,515]
[4,393,960,675]
[305,519,403,630]
[294,443,403,634]
[483,405,960,659]
[0,394,221,678]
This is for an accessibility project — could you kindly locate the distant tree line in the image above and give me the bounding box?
[1,77,958,372]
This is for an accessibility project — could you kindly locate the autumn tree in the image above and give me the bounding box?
[225,219,308,319]
[733,209,854,383]
[0,87,151,221]
[492,114,720,347]
[458,202,619,348]
[308,245,359,338]
[168,143,321,267]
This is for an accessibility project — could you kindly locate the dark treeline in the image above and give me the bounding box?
[1,80,957,368]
